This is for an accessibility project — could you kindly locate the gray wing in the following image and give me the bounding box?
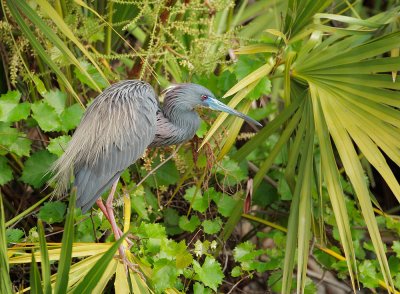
[69,80,158,212]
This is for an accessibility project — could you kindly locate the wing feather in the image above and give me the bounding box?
[51,80,159,212]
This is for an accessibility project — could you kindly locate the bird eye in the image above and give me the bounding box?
[201,95,208,101]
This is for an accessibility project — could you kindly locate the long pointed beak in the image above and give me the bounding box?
[204,97,262,127]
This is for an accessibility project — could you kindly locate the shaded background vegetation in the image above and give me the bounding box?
[1,0,400,293]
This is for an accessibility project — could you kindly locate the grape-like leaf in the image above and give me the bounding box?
[47,135,71,157]
[6,228,24,243]
[38,201,66,224]
[74,61,108,90]
[43,90,66,115]
[0,91,30,122]
[183,186,208,213]
[202,218,222,234]
[179,215,201,233]
[31,101,62,132]
[9,137,31,157]
[60,104,84,132]
[152,259,178,293]
[21,150,57,188]
[193,256,224,291]
[0,156,13,185]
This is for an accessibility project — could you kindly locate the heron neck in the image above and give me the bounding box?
[150,103,200,147]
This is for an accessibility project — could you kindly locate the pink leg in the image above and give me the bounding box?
[103,179,144,279]
[96,191,133,247]
[105,179,121,240]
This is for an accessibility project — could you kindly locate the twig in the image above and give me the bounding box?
[247,161,278,188]
[227,273,252,294]
[127,144,182,195]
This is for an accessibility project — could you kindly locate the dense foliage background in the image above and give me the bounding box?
[1,0,400,293]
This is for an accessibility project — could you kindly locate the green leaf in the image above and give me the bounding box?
[196,120,208,138]
[202,218,222,234]
[43,90,66,115]
[31,101,62,132]
[6,228,24,243]
[193,256,224,291]
[0,122,31,156]
[143,160,180,187]
[215,196,237,217]
[215,157,247,187]
[247,77,272,100]
[47,135,71,157]
[60,104,84,132]
[137,223,167,254]
[21,150,57,188]
[74,61,108,91]
[161,240,193,269]
[131,194,149,220]
[393,241,400,259]
[359,260,380,288]
[152,259,178,293]
[231,266,242,277]
[0,91,30,122]
[38,201,66,224]
[179,215,201,233]
[9,137,31,157]
[193,282,212,294]
[183,186,208,213]
[0,157,13,185]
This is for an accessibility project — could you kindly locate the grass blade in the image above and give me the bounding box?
[54,189,76,294]
[73,233,128,293]
[38,220,52,294]
[30,253,44,294]
[6,0,83,106]
[0,193,13,294]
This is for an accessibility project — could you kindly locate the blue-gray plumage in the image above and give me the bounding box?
[50,80,261,213]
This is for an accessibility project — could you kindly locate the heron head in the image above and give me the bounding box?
[165,83,261,127]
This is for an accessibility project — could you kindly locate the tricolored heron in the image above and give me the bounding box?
[50,80,261,270]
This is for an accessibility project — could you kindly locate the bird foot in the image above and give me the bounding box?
[117,245,146,281]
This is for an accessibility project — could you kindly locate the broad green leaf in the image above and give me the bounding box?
[178,215,201,233]
[215,195,237,217]
[9,137,31,157]
[38,201,66,224]
[43,90,66,115]
[0,157,13,185]
[223,63,273,98]
[21,150,57,188]
[47,135,71,157]
[6,228,24,243]
[31,101,62,132]
[0,91,30,122]
[193,256,223,292]
[152,259,178,293]
[359,260,380,288]
[60,104,84,132]
[193,282,212,294]
[202,218,222,234]
[183,186,208,213]
[74,61,108,91]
